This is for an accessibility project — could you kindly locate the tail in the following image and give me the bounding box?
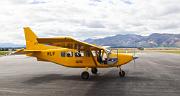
[24,27,38,50]
[11,27,43,55]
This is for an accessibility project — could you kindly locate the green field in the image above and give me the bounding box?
[0,51,9,56]
[115,48,180,55]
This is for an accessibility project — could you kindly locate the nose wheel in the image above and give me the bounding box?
[81,71,89,80]
[119,68,125,77]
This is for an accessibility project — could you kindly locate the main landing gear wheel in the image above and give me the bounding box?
[119,70,125,77]
[81,71,89,80]
[91,68,98,74]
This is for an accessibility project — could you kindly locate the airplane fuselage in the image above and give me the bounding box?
[31,48,133,68]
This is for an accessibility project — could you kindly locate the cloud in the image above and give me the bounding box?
[121,0,133,5]
[0,0,180,45]
[82,20,105,28]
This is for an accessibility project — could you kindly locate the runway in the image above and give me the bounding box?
[0,52,180,96]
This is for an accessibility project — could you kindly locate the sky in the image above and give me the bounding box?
[0,0,180,45]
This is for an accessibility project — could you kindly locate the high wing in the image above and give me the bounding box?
[37,37,103,50]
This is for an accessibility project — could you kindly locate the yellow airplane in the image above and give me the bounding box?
[15,27,138,80]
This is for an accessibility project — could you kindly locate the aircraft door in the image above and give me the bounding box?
[107,49,118,65]
[96,50,103,64]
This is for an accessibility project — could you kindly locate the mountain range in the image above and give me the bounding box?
[84,33,180,48]
[0,33,180,48]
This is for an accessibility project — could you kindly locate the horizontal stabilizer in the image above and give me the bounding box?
[11,49,41,55]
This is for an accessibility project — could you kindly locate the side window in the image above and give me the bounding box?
[91,51,96,56]
[80,51,84,56]
[75,51,81,57]
[61,52,66,57]
[66,51,73,57]
[75,51,85,57]
[102,52,107,60]
[85,51,90,57]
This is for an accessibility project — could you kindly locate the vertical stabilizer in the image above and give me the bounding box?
[24,27,38,50]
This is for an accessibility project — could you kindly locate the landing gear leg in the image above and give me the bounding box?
[81,67,90,80]
[91,68,98,74]
[119,67,125,77]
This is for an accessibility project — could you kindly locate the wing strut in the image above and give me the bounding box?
[89,49,98,66]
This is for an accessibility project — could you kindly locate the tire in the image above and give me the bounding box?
[81,71,89,80]
[119,70,125,77]
[91,68,98,74]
